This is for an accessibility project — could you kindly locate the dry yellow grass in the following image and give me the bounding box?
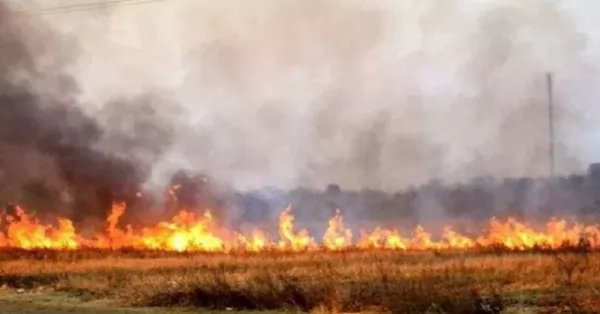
[1,249,600,313]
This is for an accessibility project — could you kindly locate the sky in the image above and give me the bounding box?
[6,0,600,192]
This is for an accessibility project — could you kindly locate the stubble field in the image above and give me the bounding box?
[0,249,599,314]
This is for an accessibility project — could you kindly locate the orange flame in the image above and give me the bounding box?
[1,202,599,252]
[277,205,314,251]
[3,206,79,250]
[323,209,352,250]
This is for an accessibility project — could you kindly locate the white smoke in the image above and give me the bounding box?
[9,0,600,191]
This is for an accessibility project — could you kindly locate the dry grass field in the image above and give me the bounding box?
[0,249,599,314]
[3,202,600,313]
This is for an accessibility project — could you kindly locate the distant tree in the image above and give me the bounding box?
[326,184,341,197]
[588,163,600,181]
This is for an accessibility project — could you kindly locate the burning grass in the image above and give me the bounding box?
[1,249,600,313]
[2,202,600,253]
[3,203,600,312]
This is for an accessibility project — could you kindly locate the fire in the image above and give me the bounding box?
[1,202,600,252]
[323,209,352,250]
[277,205,314,251]
[357,227,407,250]
[442,226,475,249]
[2,206,79,250]
[236,230,269,252]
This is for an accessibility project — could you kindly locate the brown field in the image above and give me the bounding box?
[0,249,599,314]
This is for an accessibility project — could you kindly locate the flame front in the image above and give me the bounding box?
[277,205,314,251]
[1,206,79,250]
[1,203,600,252]
[323,209,352,250]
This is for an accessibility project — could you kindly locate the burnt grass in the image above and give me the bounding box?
[1,247,600,313]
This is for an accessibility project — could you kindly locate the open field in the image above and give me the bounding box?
[2,199,600,313]
[0,249,599,313]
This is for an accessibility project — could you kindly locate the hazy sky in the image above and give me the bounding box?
[7,0,600,191]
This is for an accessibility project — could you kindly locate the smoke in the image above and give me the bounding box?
[4,0,600,231]
[17,0,596,193]
[0,2,177,224]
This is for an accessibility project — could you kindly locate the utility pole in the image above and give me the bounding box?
[547,72,555,179]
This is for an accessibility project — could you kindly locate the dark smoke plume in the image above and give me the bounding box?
[0,3,178,227]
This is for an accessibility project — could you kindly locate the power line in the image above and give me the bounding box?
[13,0,169,16]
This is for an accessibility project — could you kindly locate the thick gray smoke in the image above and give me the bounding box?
[0,2,177,225]
[5,0,600,233]
[18,0,598,192]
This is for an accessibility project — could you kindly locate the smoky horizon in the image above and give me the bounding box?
[3,0,600,228]
[4,0,600,192]
[4,4,600,312]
